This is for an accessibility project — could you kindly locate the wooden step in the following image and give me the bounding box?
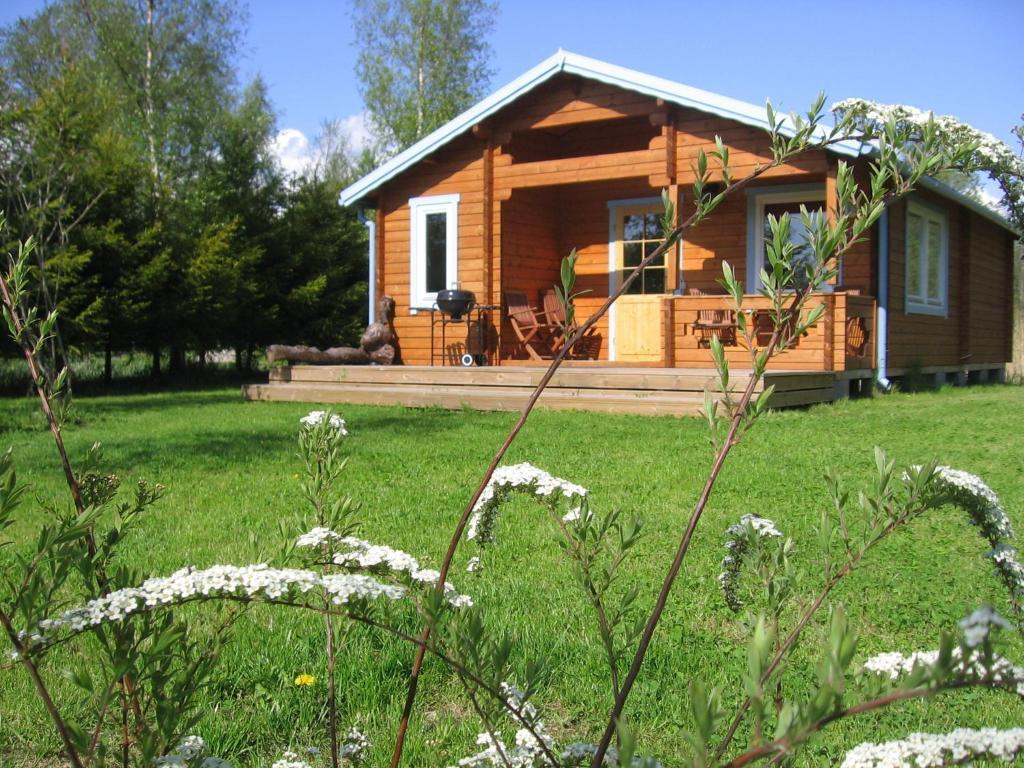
[245,382,713,416]
[270,364,833,393]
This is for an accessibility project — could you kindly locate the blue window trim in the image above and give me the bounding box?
[903,197,950,318]
[745,183,826,293]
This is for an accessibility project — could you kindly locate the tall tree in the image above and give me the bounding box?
[353,0,496,154]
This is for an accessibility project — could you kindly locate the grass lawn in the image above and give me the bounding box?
[0,384,1022,766]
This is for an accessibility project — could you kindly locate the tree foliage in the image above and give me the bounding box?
[354,0,497,154]
[0,1,369,378]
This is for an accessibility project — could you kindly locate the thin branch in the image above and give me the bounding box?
[0,609,85,768]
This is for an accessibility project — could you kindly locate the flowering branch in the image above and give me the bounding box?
[390,103,865,768]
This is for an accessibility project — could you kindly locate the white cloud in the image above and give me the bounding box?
[338,112,371,153]
[978,178,1005,213]
[271,127,313,177]
[271,113,372,179]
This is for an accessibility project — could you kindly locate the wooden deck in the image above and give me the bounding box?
[243,365,842,417]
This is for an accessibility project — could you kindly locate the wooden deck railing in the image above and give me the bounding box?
[661,291,876,373]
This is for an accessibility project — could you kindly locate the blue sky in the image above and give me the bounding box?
[3,0,1023,174]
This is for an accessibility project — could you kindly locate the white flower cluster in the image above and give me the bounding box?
[300,410,349,436]
[958,605,1013,648]
[862,644,1024,697]
[339,727,372,764]
[25,564,405,649]
[929,467,1024,623]
[155,736,231,767]
[832,99,1024,185]
[840,727,1024,768]
[452,683,552,768]
[718,515,783,613]
[271,751,313,768]
[327,534,473,608]
[294,527,345,548]
[466,463,588,548]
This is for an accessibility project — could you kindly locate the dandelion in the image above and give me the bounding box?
[294,673,316,686]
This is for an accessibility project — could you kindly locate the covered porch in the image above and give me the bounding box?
[482,173,877,376]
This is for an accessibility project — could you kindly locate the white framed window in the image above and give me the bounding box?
[409,193,459,310]
[904,199,949,316]
[746,185,827,292]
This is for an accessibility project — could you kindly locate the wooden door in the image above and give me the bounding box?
[613,205,668,362]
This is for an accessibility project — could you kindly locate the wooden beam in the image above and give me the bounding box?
[494,148,661,190]
[664,109,677,183]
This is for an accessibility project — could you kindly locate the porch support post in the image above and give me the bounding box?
[825,156,839,287]
[822,293,835,371]
[663,109,683,294]
[662,297,676,368]
[482,139,495,362]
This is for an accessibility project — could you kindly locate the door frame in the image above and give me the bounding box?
[606,196,680,361]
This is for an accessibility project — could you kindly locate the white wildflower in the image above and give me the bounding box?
[719,515,784,612]
[295,527,345,549]
[924,466,1024,624]
[332,535,473,608]
[300,410,349,436]
[25,564,406,648]
[466,556,481,573]
[958,606,1012,648]
[861,641,1024,697]
[155,736,231,768]
[840,727,1024,768]
[339,726,372,764]
[272,751,313,768]
[467,463,588,546]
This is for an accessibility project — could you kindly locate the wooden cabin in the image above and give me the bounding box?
[246,52,1017,415]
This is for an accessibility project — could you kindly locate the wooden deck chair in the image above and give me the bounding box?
[504,290,560,361]
[540,289,600,359]
[688,287,737,347]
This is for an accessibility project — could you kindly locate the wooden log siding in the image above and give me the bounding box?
[883,191,1014,372]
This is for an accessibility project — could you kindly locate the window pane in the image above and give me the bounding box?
[623,214,645,241]
[643,240,666,266]
[623,241,642,267]
[762,202,823,287]
[644,213,661,239]
[425,212,447,293]
[644,267,666,294]
[927,220,942,301]
[623,270,643,294]
[906,213,922,298]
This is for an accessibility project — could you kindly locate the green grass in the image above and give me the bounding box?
[0,385,1022,766]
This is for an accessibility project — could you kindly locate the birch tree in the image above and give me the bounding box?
[353,0,497,155]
